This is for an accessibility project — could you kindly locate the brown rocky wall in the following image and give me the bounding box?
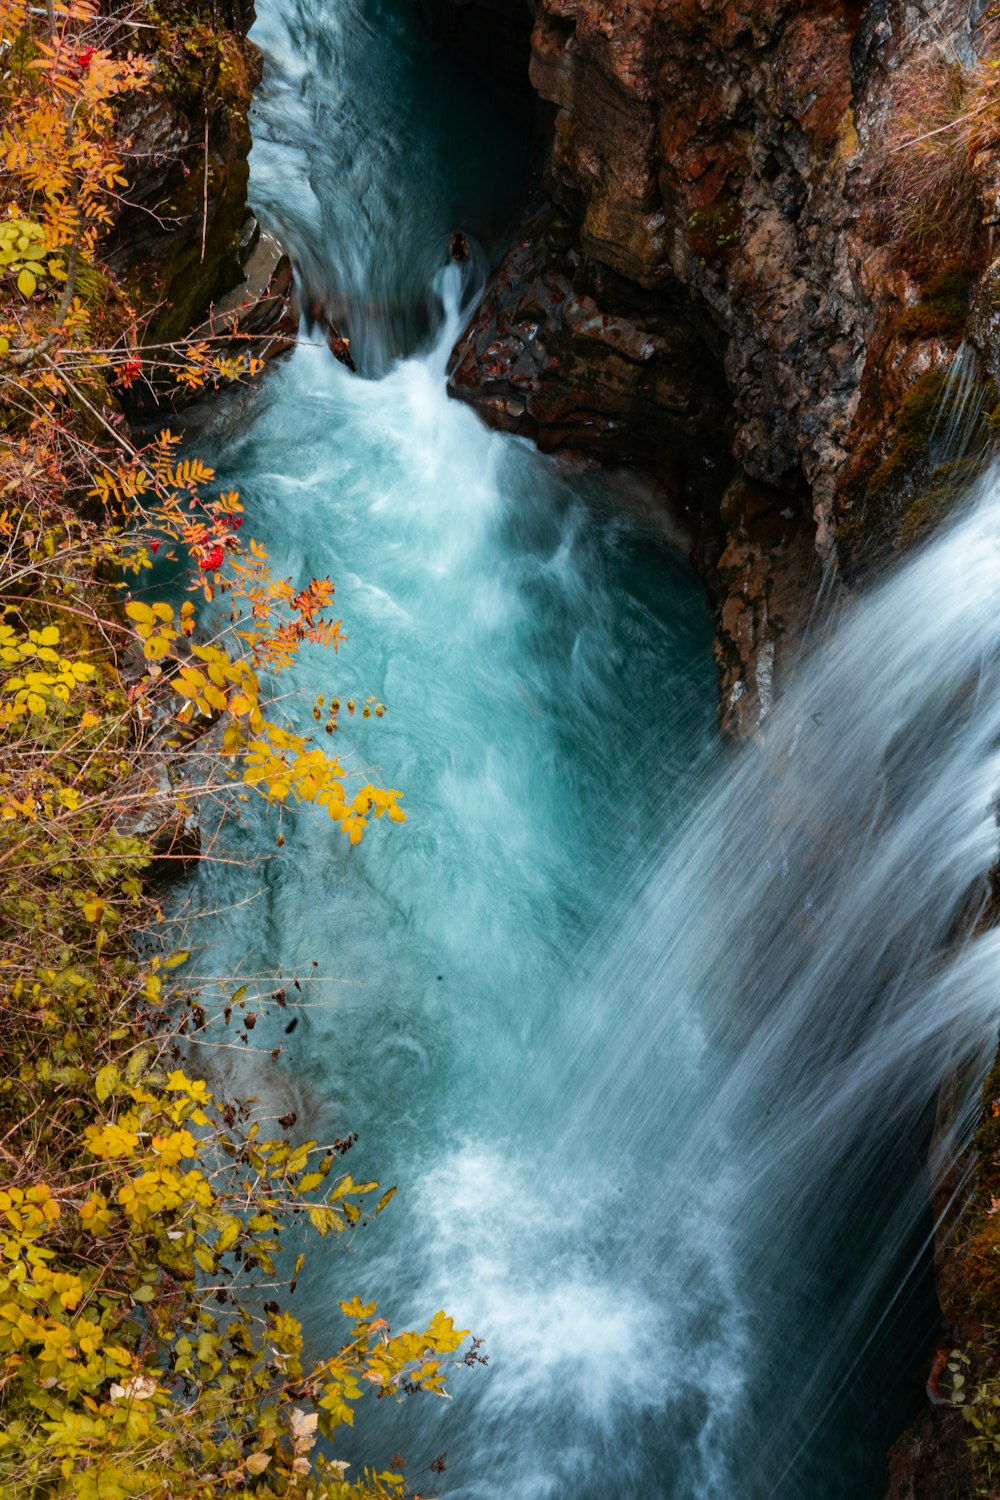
[449,0,1000,735]
[108,0,294,403]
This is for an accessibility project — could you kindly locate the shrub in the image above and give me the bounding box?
[0,1,475,1495]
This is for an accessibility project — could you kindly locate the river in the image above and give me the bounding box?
[171,2,1000,1495]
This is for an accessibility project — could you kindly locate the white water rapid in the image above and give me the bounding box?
[170,1,1000,1495]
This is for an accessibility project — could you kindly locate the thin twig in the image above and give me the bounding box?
[200,108,210,265]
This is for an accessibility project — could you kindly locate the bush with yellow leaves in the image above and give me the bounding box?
[0,0,475,1496]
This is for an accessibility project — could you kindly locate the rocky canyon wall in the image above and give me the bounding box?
[108,0,294,407]
[449,0,1000,735]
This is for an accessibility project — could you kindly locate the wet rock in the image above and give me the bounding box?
[115,643,204,877]
[110,73,257,354]
[189,218,298,370]
[711,475,817,741]
[449,204,733,529]
[106,0,287,399]
[450,0,998,737]
[119,750,201,877]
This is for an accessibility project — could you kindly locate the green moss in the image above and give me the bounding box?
[898,454,989,545]
[117,5,261,356]
[686,203,742,259]
[867,369,948,494]
[143,153,249,348]
[954,1043,1000,1330]
[897,267,972,340]
[837,366,998,574]
[834,512,869,558]
[155,21,257,131]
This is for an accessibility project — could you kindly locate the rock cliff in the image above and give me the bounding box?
[108,0,294,406]
[449,0,1000,736]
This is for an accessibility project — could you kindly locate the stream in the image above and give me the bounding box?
[171,2,1000,1495]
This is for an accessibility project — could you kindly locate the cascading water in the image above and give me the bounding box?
[246,0,531,369]
[173,1,1000,1495]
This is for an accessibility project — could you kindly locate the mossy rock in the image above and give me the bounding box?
[686,203,742,260]
[110,10,260,362]
[897,455,989,547]
[956,1041,1000,1322]
[897,267,972,342]
[142,151,250,349]
[154,21,258,132]
[870,369,949,489]
[837,365,998,574]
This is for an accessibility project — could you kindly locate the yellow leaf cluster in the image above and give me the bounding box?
[0,2,468,1495]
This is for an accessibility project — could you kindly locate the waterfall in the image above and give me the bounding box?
[246,0,528,371]
[175,0,1000,1493]
[556,471,1000,1496]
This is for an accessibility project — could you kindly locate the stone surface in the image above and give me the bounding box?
[110,69,256,351]
[450,0,998,736]
[106,0,297,401]
[108,2,269,366]
[449,202,734,523]
[187,220,298,372]
[116,645,203,877]
[118,746,202,875]
[711,474,818,739]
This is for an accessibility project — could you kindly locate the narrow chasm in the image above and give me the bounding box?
[247,0,538,372]
[414,0,536,102]
[14,0,1000,1498]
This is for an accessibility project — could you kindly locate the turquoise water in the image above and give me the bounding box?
[246,0,531,367]
[176,274,720,1494]
[171,1,1000,1494]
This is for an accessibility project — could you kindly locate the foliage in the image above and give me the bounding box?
[874,61,980,270]
[0,1040,471,1499]
[895,268,972,342]
[873,17,1000,273]
[685,202,741,261]
[154,6,257,127]
[0,0,473,1496]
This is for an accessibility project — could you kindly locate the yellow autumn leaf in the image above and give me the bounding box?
[95,1064,119,1102]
